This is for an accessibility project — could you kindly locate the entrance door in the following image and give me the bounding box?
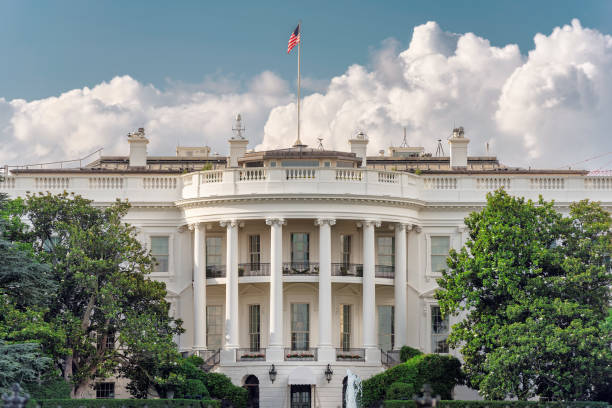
[290,385,311,408]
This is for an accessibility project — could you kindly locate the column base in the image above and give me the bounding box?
[365,347,381,364]
[317,345,335,362]
[266,346,285,362]
[220,349,236,364]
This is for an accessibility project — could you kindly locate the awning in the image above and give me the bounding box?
[288,366,316,385]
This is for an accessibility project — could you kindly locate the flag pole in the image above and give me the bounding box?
[295,21,303,146]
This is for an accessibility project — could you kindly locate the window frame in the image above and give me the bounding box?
[430,304,449,354]
[248,304,261,351]
[95,382,115,399]
[150,235,170,273]
[290,233,310,265]
[290,303,310,351]
[339,304,352,350]
[376,235,395,267]
[206,305,224,349]
[206,236,223,267]
[377,304,395,351]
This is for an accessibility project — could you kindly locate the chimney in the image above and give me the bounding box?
[449,127,469,168]
[228,114,248,167]
[128,128,149,167]
[349,130,369,167]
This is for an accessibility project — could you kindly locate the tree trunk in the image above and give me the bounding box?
[63,354,73,381]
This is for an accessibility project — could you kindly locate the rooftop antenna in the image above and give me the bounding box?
[400,127,409,148]
[317,137,324,150]
[232,113,245,139]
[435,139,445,157]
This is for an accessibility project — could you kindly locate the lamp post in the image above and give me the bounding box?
[268,364,277,384]
[324,364,333,383]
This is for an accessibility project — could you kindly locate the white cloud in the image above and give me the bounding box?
[261,20,612,169]
[2,20,611,170]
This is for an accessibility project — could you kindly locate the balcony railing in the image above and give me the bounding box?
[236,348,266,361]
[206,265,226,278]
[284,348,318,361]
[381,349,401,368]
[335,348,365,362]
[283,262,319,275]
[239,263,270,277]
[375,265,395,279]
[331,263,363,277]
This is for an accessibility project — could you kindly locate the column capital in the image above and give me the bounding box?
[265,217,286,226]
[391,223,411,232]
[315,218,336,227]
[357,220,381,228]
[412,224,422,233]
[457,224,468,233]
[177,224,189,233]
[219,219,238,228]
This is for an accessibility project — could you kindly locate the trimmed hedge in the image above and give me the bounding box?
[399,346,422,363]
[384,401,611,408]
[202,373,247,408]
[26,399,220,408]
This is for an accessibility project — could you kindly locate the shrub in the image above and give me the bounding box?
[176,379,210,400]
[202,373,247,408]
[387,382,415,400]
[27,378,72,399]
[400,346,422,363]
[27,399,220,408]
[361,353,464,407]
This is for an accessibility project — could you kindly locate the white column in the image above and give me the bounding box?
[316,218,335,361]
[220,220,239,352]
[394,223,408,349]
[266,217,285,361]
[191,223,207,351]
[361,220,380,362]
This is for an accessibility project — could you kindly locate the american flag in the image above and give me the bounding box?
[287,24,300,54]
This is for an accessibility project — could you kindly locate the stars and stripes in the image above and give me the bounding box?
[287,24,300,54]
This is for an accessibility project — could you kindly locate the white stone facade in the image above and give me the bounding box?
[2,130,611,407]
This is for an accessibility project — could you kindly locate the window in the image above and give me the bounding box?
[207,305,223,349]
[377,236,395,267]
[324,161,331,167]
[151,236,169,272]
[340,304,351,350]
[431,236,450,273]
[291,303,309,350]
[249,304,260,351]
[431,305,449,353]
[282,160,318,167]
[249,235,261,267]
[206,237,223,266]
[378,305,394,351]
[341,235,351,265]
[95,382,115,399]
[270,161,277,167]
[105,331,115,350]
[291,233,309,265]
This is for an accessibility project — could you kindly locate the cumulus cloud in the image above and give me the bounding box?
[261,20,612,169]
[1,20,611,169]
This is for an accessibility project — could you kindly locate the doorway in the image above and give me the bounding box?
[243,375,259,408]
[290,385,311,408]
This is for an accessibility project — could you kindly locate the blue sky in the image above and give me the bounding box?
[1,0,611,100]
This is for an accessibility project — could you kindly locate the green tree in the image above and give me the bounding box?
[7,192,183,397]
[436,190,612,400]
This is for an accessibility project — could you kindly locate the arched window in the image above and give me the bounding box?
[244,375,259,408]
[342,376,348,408]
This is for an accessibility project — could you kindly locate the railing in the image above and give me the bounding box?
[0,177,15,189]
[239,169,267,181]
[143,177,177,189]
[239,263,270,277]
[530,177,564,190]
[284,348,317,361]
[585,177,612,190]
[381,349,401,367]
[286,168,316,180]
[89,177,123,189]
[202,170,223,183]
[206,265,226,278]
[331,263,363,277]
[375,265,395,279]
[199,349,220,372]
[335,169,363,181]
[335,348,365,362]
[283,262,319,275]
[423,177,457,190]
[236,348,266,361]
[476,177,510,190]
[35,177,70,189]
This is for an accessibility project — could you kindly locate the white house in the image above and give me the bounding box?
[2,122,610,407]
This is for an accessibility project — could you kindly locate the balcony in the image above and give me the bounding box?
[236,348,266,361]
[239,263,270,277]
[335,348,365,362]
[206,265,226,278]
[331,263,363,277]
[284,348,318,361]
[375,265,395,279]
[283,262,319,275]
